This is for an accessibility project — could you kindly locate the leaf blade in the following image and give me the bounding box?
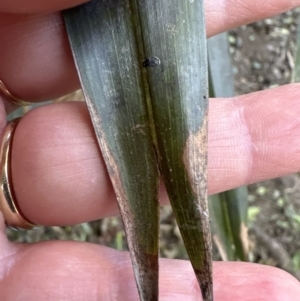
[63,2,160,300]
[134,0,213,299]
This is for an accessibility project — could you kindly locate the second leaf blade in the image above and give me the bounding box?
[134,0,213,299]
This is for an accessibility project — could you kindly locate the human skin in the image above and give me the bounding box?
[0,0,300,300]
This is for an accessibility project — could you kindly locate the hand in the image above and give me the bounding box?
[0,0,300,300]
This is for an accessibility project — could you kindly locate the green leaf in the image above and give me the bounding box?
[208,33,249,262]
[134,1,212,299]
[63,2,160,300]
[208,33,235,97]
[209,193,235,261]
[293,18,300,83]
[209,189,249,261]
[248,206,261,222]
[64,0,212,300]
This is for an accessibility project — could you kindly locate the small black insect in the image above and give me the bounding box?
[142,56,161,68]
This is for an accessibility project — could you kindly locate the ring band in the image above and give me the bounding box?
[0,80,32,106]
[0,119,36,230]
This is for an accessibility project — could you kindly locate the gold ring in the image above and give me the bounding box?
[0,119,36,230]
[0,80,32,106]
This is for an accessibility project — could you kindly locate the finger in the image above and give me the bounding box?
[0,0,298,17]
[11,84,300,226]
[0,0,299,101]
[0,232,299,300]
[0,0,90,14]
[205,0,300,36]
[0,13,79,102]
